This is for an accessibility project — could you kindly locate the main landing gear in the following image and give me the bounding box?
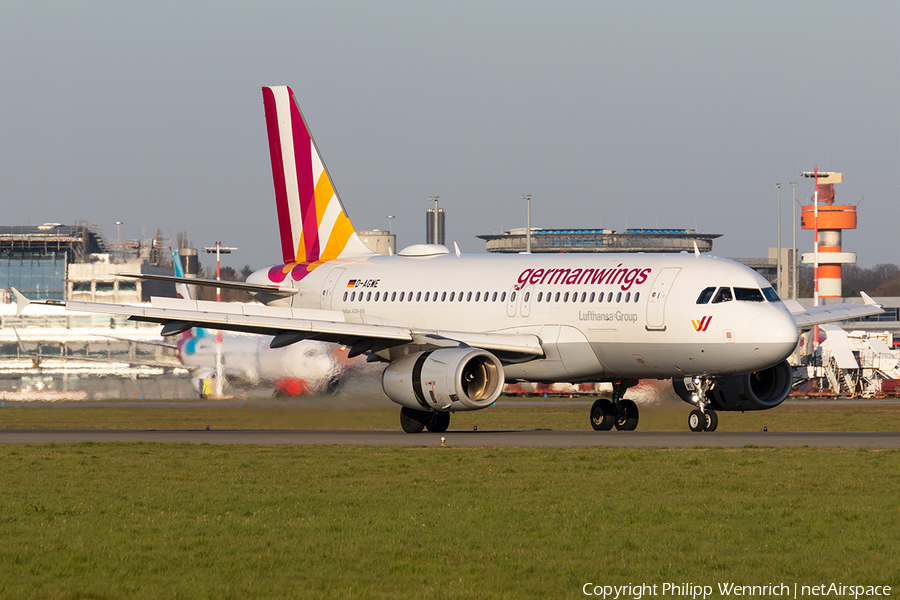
[590,379,639,431]
[686,377,718,432]
[400,406,450,433]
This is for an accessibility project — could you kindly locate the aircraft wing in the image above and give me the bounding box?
[21,294,544,360]
[782,292,883,328]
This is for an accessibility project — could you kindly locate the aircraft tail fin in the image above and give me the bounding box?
[171,248,192,300]
[262,86,373,265]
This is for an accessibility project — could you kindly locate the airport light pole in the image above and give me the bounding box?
[203,242,237,399]
[789,181,798,299]
[386,215,395,235]
[776,183,782,297]
[202,242,238,303]
[520,194,532,254]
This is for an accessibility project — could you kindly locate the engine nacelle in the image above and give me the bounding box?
[673,360,793,411]
[382,348,505,412]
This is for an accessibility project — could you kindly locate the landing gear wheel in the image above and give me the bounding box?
[400,407,426,433]
[704,410,718,432]
[590,399,615,431]
[426,411,450,433]
[688,409,706,432]
[614,399,639,431]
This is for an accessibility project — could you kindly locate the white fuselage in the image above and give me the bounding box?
[248,251,799,383]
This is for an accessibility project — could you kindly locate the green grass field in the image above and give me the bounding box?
[1,444,898,599]
[2,400,898,598]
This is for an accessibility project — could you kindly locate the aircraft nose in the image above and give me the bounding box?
[750,307,799,363]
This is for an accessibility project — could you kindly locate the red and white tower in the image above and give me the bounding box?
[800,170,855,300]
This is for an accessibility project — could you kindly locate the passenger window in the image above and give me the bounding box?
[634,292,640,302]
[589,292,595,302]
[484,291,489,302]
[616,292,622,302]
[351,291,356,301]
[375,292,380,301]
[564,292,569,302]
[408,291,414,302]
[625,292,631,302]
[424,292,430,301]
[467,292,472,302]
[511,291,517,302]
[449,292,455,301]
[554,292,560,302]
[391,292,396,301]
[475,292,480,302]
[581,292,586,302]
[492,292,498,302]
[734,287,764,302]
[343,291,348,301]
[524,292,530,302]
[712,287,733,303]
[501,292,506,302]
[441,292,446,301]
[537,292,543,302]
[696,287,715,304]
[762,287,780,302]
[399,292,404,301]
[597,292,604,302]
[366,292,372,301]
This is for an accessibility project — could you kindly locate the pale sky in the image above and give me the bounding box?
[2,0,898,272]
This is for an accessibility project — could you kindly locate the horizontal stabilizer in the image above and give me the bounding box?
[116,273,298,297]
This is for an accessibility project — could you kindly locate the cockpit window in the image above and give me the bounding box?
[712,287,733,303]
[696,287,715,304]
[762,287,780,302]
[734,287,764,302]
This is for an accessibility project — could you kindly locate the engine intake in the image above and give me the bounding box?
[673,360,793,411]
[382,348,505,412]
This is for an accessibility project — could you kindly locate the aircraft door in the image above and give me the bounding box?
[645,267,681,331]
[520,285,534,317]
[507,285,519,317]
[321,267,346,310]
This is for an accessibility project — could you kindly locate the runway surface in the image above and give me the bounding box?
[1,429,898,448]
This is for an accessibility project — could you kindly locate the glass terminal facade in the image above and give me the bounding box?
[0,251,67,300]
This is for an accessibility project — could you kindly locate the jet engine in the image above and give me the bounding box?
[382,348,505,412]
[673,360,793,411]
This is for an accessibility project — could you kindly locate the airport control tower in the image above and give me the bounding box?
[800,170,856,300]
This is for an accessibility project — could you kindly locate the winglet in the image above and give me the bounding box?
[860,291,880,306]
[692,241,700,258]
[11,287,30,316]
[454,241,461,257]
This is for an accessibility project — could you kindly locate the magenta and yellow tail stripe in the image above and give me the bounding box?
[262,86,372,273]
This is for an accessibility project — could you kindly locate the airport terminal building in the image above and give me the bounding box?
[478,227,721,254]
[1,222,173,305]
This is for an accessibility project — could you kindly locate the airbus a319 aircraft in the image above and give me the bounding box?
[16,85,882,432]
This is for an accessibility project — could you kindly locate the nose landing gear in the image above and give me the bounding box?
[686,376,718,432]
[590,379,640,431]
